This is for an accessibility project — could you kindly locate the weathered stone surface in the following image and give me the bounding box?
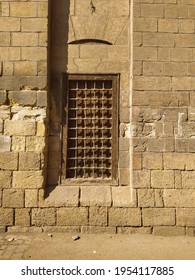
[39,186,79,207]
[133,170,150,188]
[0,209,14,226]
[0,136,11,152]
[89,207,107,226]
[8,91,36,106]
[26,136,46,151]
[25,189,38,208]
[3,189,24,207]
[0,171,12,189]
[15,209,31,226]
[19,152,40,171]
[11,136,26,151]
[0,90,6,105]
[32,208,56,226]
[80,186,111,207]
[0,152,18,170]
[13,171,44,189]
[176,208,195,226]
[42,226,80,234]
[182,171,195,188]
[151,170,174,188]
[109,208,141,226]
[57,208,88,226]
[138,189,155,207]
[143,153,162,170]
[153,226,185,236]
[117,227,152,235]
[4,120,36,136]
[163,189,195,207]
[112,187,137,207]
[81,226,116,234]
[142,208,175,226]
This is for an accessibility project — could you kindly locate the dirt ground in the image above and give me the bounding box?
[21,233,195,260]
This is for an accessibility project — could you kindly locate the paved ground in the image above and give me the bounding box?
[0,232,195,260]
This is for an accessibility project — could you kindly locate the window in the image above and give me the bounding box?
[61,74,119,185]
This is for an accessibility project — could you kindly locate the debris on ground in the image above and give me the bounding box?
[72,235,80,241]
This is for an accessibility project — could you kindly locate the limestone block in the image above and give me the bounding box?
[142,208,175,226]
[39,186,79,207]
[89,207,107,226]
[155,189,164,207]
[176,208,195,226]
[117,227,152,235]
[0,209,14,226]
[4,120,36,136]
[37,91,47,107]
[134,47,157,61]
[12,33,38,47]
[57,207,88,226]
[182,171,195,188]
[0,18,20,32]
[112,187,137,207]
[15,209,30,226]
[8,91,36,106]
[119,138,129,151]
[3,189,24,207]
[21,18,47,32]
[0,120,2,133]
[0,106,10,121]
[109,208,141,226]
[14,62,37,76]
[138,189,155,207]
[42,226,80,234]
[25,189,38,208]
[186,227,195,237]
[10,2,37,17]
[80,45,107,59]
[134,18,157,32]
[163,189,195,207]
[143,33,174,47]
[170,47,192,62]
[0,171,12,189]
[13,171,44,189]
[19,152,40,171]
[151,170,174,188]
[0,90,6,105]
[32,208,56,226]
[80,186,111,207]
[147,138,174,152]
[143,153,162,170]
[38,2,48,17]
[133,153,142,170]
[133,138,148,152]
[119,151,130,168]
[26,136,46,152]
[153,226,185,236]
[0,152,18,170]
[119,168,130,186]
[133,170,150,188]
[81,226,116,234]
[21,47,47,61]
[0,136,11,152]
[12,136,26,152]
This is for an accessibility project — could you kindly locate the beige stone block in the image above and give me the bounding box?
[108,46,129,59]
[10,2,37,17]
[14,61,37,76]
[25,189,38,208]
[133,61,143,76]
[12,33,38,47]
[138,189,155,207]
[155,189,164,207]
[3,189,24,207]
[182,171,195,188]
[179,20,195,33]
[0,171,12,189]
[22,47,47,61]
[133,153,142,170]
[143,62,164,76]
[155,122,174,137]
[32,208,56,226]
[117,227,152,235]
[119,168,130,186]
[0,18,20,32]
[141,4,163,18]
[89,207,107,226]
[19,152,40,171]
[112,187,137,207]
[143,153,162,170]
[39,186,79,207]
[177,208,195,226]
[134,32,142,47]
[143,33,174,47]
[164,189,195,207]
[153,226,185,236]
[0,209,14,226]
[1,2,9,17]
[173,77,195,91]
[37,2,48,17]
[188,63,195,76]
[57,207,88,226]
[158,47,170,61]
[165,62,187,76]
[119,138,129,151]
[186,227,195,237]
[147,139,174,152]
[81,186,111,207]
[151,170,174,188]
[37,91,47,107]
[142,208,175,226]
[164,4,188,18]
[170,47,193,62]
[109,208,141,226]
[133,170,150,189]
[21,18,47,32]
[157,77,172,90]
[119,151,130,168]
[81,226,116,234]
[134,18,157,32]
[164,153,195,170]
[0,33,10,47]
[134,76,157,90]
[15,209,30,226]
[134,47,157,61]
[158,19,178,32]
[38,62,47,76]
[4,120,36,136]
[12,136,26,152]
[38,32,47,47]
[42,226,80,234]
[26,136,46,152]
[0,47,20,61]
[0,190,1,207]
[175,34,195,48]
[7,226,43,233]
[0,152,18,170]
[80,45,107,59]
[13,171,44,189]
[0,136,11,152]
[2,62,14,76]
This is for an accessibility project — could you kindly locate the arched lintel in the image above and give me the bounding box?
[69,39,112,45]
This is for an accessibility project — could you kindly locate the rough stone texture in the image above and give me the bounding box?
[4,120,36,136]
[13,171,44,189]
[15,209,31,226]
[19,152,40,171]
[163,189,195,207]
[81,226,116,234]
[89,207,107,226]
[0,171,12,189]
[151,170,174,189]
[109,208,141,227]
[8,91,36,106]
[80,186,111,207]
[2,189,24,208]
[117,227,152,235]
[57,208,89,226]
[142,208,175,226]
[0,91,6,105]
[112,187,137,207]
[138,189,155,207]
[0,136,11,152]
[153,226,185,236]
[0,209,14,226]
[176,208,195,226]
[32,208,56,226]
[25,189,38,208]
[0,152,18,170]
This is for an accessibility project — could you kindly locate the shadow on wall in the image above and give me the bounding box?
[47,0,70,188]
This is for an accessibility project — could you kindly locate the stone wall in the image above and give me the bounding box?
[0,0,195,236]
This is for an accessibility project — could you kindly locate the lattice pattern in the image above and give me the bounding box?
[66,79,113,179]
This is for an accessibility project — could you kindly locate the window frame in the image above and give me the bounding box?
[61,73,119,186]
